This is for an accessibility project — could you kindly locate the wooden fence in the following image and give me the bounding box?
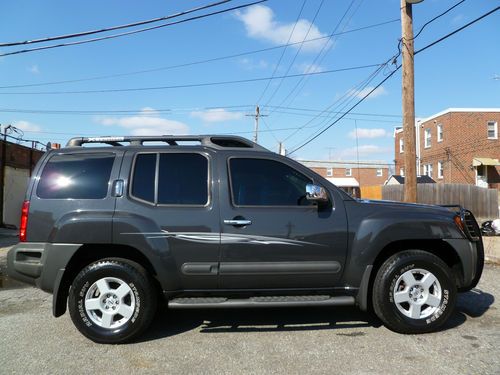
[382,183,499,219]
[360,185,382,200]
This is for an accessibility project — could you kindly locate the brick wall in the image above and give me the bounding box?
[311,166,389,187]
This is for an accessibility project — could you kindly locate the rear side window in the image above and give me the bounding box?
[158,153,208,205]
[37,153,114,199]
[230,158,312,206]
[131,152,209,205]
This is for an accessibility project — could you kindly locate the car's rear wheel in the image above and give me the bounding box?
[68,258,157,344]
[372,250,456,334]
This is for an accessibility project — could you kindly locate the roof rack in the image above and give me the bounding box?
[65,135,268,151]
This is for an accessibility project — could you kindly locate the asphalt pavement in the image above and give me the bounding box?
[0,237,499,375]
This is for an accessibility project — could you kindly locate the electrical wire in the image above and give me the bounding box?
[260,0,326,106]
[0,18,399,89]
[288,5,500,155]
[0,63,383,95]
[0,1,231,47]
[0,0,267,58]
[255,0,308,105]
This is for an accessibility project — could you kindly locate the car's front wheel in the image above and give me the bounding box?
[372,250,457,334]
[68,258,157,344]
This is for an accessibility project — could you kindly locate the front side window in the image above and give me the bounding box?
[424,128,431,148]
[229,158,312,206]
[345,168,352,177]
[488,121,498,139]
[37,153,114,199]
[399,138,404,153]
[400,168,405,177]
[131,153,208,205]
[438,161,444,179]
[326,167,333,177]
[376,168,383,177]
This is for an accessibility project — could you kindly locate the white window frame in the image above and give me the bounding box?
[424,128,431,148]
[376,168,383,177]
[438,161,444,179]
[399,138,404,153]
[345,168,352,177]
[400,168,404,177]
[326,167,333,177]
[423,163,433,178]
[487,121,498,139]
[437,124,443,142]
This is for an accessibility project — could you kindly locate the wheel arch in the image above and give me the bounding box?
[357,239,462,312]
[53,244,159,317]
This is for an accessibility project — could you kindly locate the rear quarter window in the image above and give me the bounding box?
[36,153,115,199]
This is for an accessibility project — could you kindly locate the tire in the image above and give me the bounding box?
[68,258,157,344]
[372,250,456,334]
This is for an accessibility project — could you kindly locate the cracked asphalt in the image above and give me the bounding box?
[1,237,499,375]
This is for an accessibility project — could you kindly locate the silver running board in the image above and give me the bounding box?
[168,295,355,309]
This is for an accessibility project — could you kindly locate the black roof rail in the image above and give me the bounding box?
[65,135,268,151]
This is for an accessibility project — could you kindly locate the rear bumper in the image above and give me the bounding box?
[7,242,81,293]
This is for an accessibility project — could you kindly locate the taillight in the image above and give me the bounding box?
[19,200,30,242]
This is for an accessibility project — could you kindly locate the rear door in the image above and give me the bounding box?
[113,149,220,290]
[218,153,348,289]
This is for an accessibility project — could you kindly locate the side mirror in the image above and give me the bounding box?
[306,184,328,203]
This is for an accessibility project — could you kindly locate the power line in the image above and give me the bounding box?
[0,0,231,47]
[0,18,399,89]
[415,5,499,55]
[0,105,400,119]
[0,0,267,58]
[412,0,466,40]
[267,0,360,114]
[288,5,500,155]
[0,63,383,95]
[261,0,326,106]
[255,0,308,105]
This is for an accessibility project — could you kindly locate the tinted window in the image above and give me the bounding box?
[230,158,312,206]
[131,154,156,202]
[158,153,208,205]
[37,154,114,199]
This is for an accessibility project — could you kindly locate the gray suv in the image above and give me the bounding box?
[7,135,484,343]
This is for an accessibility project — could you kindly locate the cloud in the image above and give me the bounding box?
[298,63,324,74]
[348,128,388,139]
[190,108,244,123]
[97,108,189,136]
[12,120,41,132]
[348,86,387,99]
[338,145,391,158]
[235,5,329,52]
[28,64,40,74]
[451,14,464,24]
[239,58,269,70]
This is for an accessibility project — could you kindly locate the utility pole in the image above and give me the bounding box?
[401,0,422,203]
[246,105,267,144]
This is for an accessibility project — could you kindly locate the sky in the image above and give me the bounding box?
[0,0,498,163]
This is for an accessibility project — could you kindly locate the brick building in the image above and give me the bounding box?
[394,108,500,190]
[299,160,390,197]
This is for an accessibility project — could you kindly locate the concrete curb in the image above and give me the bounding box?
[484,237,500,265]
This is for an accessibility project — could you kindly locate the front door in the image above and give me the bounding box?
[218,154,348,289]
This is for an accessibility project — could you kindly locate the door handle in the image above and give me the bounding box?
[224,219,252,226]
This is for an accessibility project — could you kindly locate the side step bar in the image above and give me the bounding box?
[168,295,355,309]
